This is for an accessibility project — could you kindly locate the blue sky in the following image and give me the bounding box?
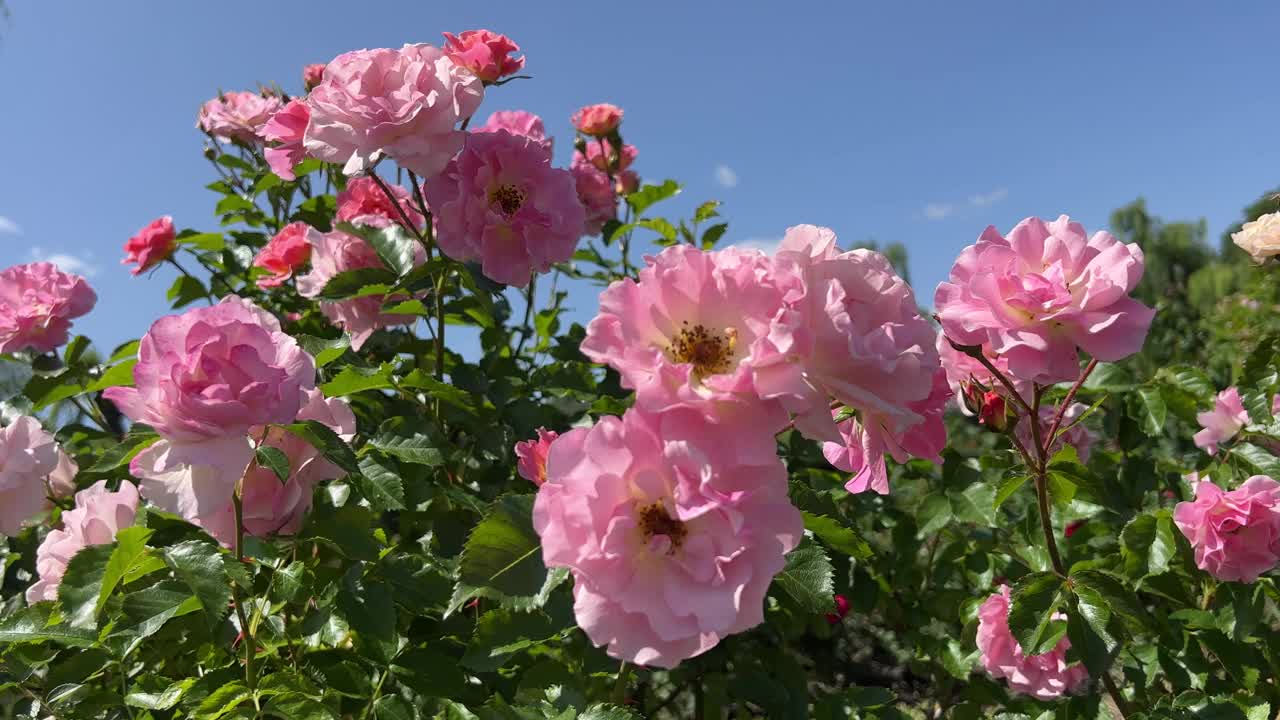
[1,2,1277,354]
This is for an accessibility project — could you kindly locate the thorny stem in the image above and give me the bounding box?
[1045,358,1098,448]
[514,273,537,357]
[367,171,426,244]
[166,256,217,305]
[613,661,630,705]
[230,430,267,691]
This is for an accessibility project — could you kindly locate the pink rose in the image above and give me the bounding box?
[198,90,283,144]
[571,158,617,236]
[1194,387,1250,455]
[1015,402,1097,462]
[571,103,623,137]
[514,428,558,486]
[105,297,316,498]
[424,130,585,287]
[296,227,423,350]
[977,585,1088,699]
[304,45,484,177]
[336,177,424,230]
[25,481,139,604]
[47,447,79,500]
[442,29,525,83]
[253,222,313,289]
[302,63,325,91]
[823,369,950,495]
[0,262,97,354]
[582,140,638,173]
[122,216,177,275]
[616,170,640,196]
[534,407,802,668]
[131,389,354,547]
[580,244,799,431]
[935,216,1156,385]
[474,110,551,156]
[757,225,943,458]
[0,416,61,536]
[260,99,311,181]
[1174,475,1280,582]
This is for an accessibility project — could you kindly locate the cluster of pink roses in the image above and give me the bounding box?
[523,223,949,668]
[0,262,97,354]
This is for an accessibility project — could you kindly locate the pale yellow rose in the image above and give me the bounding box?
[1232,211,1280,263]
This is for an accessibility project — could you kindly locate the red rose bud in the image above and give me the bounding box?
[825,593,851,624]
[977,390,1009,432]
[1064,519,1085,538]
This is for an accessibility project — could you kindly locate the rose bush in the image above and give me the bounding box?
[2,28,1280,720]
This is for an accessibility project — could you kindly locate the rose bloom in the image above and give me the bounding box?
[514,427,558,486]
[442,29,525,83]
[1232,211,1280,264]
[1174,475,1280,582]
[105,297,316,496]
[1194,387,1251,455]
[296,227,423,350]
[581,244,800,430]
[757,225,942,455]
[424,130,585,287]
[616,170,640,196]
[131,390,354,547]
[198,90,283,144]
[583,140,638,173]
[47,446,79,500]
[534,406,802,668]
[253,222,313,288]
[260,99,311,181]
[977,585,1088,699]
[122,216,178,275]
[571,158,617,236]
[474,110,552,156]
[304,44,484,177]
[0,262,97,354]
[822,369,950,494]
[1014,402,1097,462]
[935,216,1156,385]
[336,177,424,230]
[25,481,140,604]
[302,63,325,91]
[0,416,62,536]
[571,103,623,137]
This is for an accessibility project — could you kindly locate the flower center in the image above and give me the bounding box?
[637,502,687,552]
[668,321,737,378]
[489,184,525,215]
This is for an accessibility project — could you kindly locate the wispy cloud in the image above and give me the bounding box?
[714,164,738,189]
[728,236,781,254]
[968,188,1009,207]
[921,187,1008,221]
[0,216,20,235]
[923,203,955,221]
[28,247,101,277]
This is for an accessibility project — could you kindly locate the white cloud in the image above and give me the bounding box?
[969,188,1009,207]
[28,247,100,277]
[923,203,955,221]
[714,164,738,189]
[728,236,781,254]
[0,216,20,235]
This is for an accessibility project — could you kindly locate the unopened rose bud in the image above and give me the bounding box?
[302,63,325,92]
[1064,519,1085,538]
[824,593,851,624]
[977,390,1009,432]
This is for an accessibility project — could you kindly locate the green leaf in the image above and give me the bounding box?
[1231,442,1280,478]
[461,607,565,672]
[369,428,445,466]
[86,425,158,472]
[772,538,835,613]
[580,705,643,720]
[801,512,872,559]
[321,364,395,396]
[457,494,548,598]
[0,603,96,646]
[950,483,997,526]
[57,543,115,629]
[700,222,729,250]
[338,222,418,277]
[319,267,398,299]
[297,335,350,367]
[162,540,231,625]
[355,453,406,511]
[265,693,338,720]
[195,681,253,719]
[694,200,721,223]
[625,179,681,215]
[401,369,479,412]
[373,696,414,720]
[126,678,195,710]
[1157,364,1215,400]
[255,446,291,483]
[916,493,953,537]
[1072,569,1147,632]
[994,473,1029,509]
[1066,600,1116,677]
[1007,571,1065,655]
[1132,386,1167,435]
[1120,511,1177,578]
[282,420,358,474]
[177,231,226,251]
[166,274,208,309]
[636,217,677,241]
[120,580,202,639]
